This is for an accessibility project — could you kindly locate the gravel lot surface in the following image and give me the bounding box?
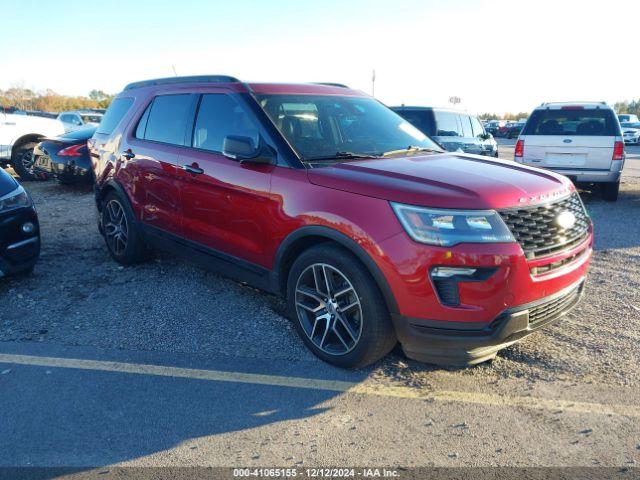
[0,151,639,469]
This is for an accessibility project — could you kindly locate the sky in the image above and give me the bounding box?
[1,0,638,115]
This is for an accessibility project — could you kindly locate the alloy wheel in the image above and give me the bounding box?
[294,263,363,355]
[19,149,35,172]
[104,200,129,256]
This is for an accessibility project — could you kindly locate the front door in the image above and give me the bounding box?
[177,92,275,268]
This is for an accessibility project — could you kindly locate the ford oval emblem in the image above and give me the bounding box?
[557,211,576,229]
[563,139,572,143]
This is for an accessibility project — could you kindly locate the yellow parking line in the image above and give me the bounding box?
[0,353,638,418]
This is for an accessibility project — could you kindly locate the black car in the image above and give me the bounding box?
[391,106,499,157]
[502,122,525,139]
[32,126,96,184]
[0,168,40,277]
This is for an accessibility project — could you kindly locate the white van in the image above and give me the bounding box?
[515,102,624,201]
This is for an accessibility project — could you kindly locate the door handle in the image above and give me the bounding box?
[121,150,135,160]
[181,164,204,175]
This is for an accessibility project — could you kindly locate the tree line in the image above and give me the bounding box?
[480,99,640,121]
[0,87,114,113]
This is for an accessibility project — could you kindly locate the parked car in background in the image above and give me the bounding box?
[515,102,624,201]
[57,110,103,132]
[0,110,65,180]
[621,122,640,145]
[618,113,639,124]
[0,167,40,277]
[484,120,507,136]
[391,106,498,157]
[90,76,592,368]
[31,126,96,185]
[500,121,525,138]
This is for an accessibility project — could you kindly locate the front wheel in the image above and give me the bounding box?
[287,244,396,368]
[601,181,620,202]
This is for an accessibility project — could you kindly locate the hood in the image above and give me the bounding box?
[0,168,18,197]
[307,152,573,210]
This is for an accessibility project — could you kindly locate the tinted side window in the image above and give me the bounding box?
[460,115,473,137]
[192,94,260,153]
[434,111,461,137]
[394,110,436,136]
[135,104,151,139]
[143,94,192,146]
[97,97,134,135]
[470,116,485,137]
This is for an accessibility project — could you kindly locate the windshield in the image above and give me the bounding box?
[257,94,442,160]
[621,122,640,128]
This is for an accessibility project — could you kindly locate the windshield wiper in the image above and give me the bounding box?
[304,151,380,162]
[382,145,443,157]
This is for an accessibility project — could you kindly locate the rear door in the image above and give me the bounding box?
[123,93,197,238]
[520,107,620,170]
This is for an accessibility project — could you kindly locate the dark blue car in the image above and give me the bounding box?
[0,168,40,277]
[32,126,96,184]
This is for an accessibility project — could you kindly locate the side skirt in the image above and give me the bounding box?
[140,224,278,294]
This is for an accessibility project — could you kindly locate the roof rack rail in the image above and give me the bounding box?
[313,82,349,88]
[124,75,241,91]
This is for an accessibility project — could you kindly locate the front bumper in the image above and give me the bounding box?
[393,278,585,366]
[375,223,593,365]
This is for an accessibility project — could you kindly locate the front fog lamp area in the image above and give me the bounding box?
[0,187,31,213]
[390,203,515,246]
[429,267,496,307]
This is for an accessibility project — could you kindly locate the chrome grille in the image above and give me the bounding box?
[499,193,590,258]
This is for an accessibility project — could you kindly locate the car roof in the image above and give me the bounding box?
[535,101,613,110]
[120,75,365,97]
[390,106,480,116]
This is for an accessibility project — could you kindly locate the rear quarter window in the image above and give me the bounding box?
[96,97,134,135]
[523,109,620,136]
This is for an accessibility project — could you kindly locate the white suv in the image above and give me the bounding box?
[515,102,625,201]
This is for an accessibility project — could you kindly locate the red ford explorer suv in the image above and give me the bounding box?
[90,76,593,368]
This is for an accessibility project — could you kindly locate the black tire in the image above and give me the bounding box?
[101,190,152,265]
[601,181,620,202]
[286,244,396,368]
[11,142,38,181]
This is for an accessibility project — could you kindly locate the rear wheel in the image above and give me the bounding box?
[11,142,38,181]
[101,191,151,264]
[601,181,620,202]
[287,244,396,368]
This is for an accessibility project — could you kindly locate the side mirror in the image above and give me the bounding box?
[480,132,493,141]
[222,135,275,165]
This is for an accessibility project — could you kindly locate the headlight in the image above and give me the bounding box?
[391,203,515,246]
[0,186,31,213]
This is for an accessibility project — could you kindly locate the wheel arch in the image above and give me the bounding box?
[95,179,129,212]
[273,226,399,314]
[10,134,44,161]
